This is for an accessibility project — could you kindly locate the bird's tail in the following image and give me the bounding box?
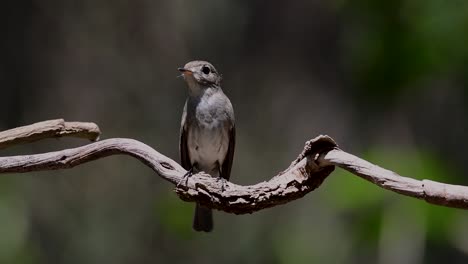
[193,203,213,232]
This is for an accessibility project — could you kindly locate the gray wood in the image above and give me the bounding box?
[0,120,467,212]
[318,146,468,209]
[0,119,101,149]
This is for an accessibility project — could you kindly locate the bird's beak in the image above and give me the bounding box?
[178,68,193,75]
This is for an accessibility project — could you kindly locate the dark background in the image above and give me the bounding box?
[1,1,468,263]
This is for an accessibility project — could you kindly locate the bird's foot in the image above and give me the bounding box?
[177,168,194,188]
[216,177,228,192]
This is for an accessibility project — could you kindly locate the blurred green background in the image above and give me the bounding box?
[1,0,468,263]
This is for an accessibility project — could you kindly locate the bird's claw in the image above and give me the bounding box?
[216,177,227,192]
[177,168,193,188]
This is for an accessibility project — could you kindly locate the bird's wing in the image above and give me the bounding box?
[221,125,235,180]
[180,103,191,170]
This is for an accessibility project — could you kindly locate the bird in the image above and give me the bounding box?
[178,60,235,232]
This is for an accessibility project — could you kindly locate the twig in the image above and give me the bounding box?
[0,119,101,149]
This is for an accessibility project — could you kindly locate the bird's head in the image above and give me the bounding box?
[178,61,222,94]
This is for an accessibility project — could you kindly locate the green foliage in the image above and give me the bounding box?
[343,0,468,104]
[154,193,194,238]
[325,146,460,248]
[0,179,35,264]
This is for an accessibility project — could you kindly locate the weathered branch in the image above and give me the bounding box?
[0,120,467,213]
[0,119,101,149]
[318,150,468,209]
[0,136,335,214]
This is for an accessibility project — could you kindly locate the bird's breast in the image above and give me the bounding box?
[184,89,234,175]
[187,120,229,175]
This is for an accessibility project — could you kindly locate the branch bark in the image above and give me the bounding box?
[318,150,468,209]
[0,119,101,149]
[0,120,467,212]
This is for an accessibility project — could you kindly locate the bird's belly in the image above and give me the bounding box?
[188,125,228,175]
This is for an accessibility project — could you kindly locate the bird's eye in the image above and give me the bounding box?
[202,66,211,75]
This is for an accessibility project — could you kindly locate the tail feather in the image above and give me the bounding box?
[193,204,213,232]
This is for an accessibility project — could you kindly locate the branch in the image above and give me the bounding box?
[0,137,335,214]
[318,149,468,209]
[0,119,101,149]
[0,121,467,213]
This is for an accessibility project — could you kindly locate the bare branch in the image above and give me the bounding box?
[0,120,467,212]
[318,150,468,209]
[0,119,101,149]
[0,136,335,214]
